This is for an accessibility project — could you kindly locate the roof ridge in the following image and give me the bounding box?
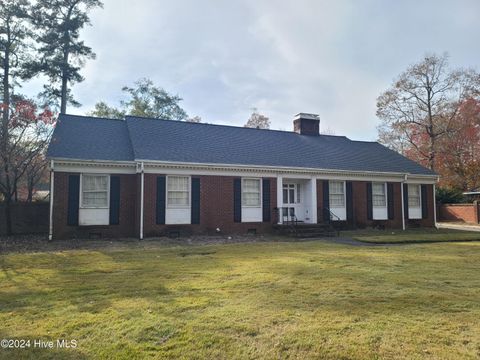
[61,113,125,122]
[125,115,349,139]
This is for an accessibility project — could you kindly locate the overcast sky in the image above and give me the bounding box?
[25,0,480,140]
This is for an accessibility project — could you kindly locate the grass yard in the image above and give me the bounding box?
[344,228,480,244]
[1,238,480,359]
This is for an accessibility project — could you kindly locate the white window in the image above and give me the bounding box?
[167,176,190,207]
[81,174,109,208]
[408,184,421,208]
[242,178,261,207]
[329,181,345,207]
[372,182,387,207]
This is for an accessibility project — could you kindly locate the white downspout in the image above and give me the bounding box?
[433,181,438,228]
[48,160,54,241]
[139,162,145,240]
[400,174,407,231]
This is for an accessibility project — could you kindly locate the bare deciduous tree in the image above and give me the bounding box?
[244,109,270,129]
[376,53,480,171]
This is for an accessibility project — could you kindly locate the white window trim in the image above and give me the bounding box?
[242,177,262,208]
[329,180,346,208]
[372,182,387,208]
[166,175,191,209]
[79,173,110,209]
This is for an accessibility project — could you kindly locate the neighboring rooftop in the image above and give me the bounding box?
[47,114,437,176]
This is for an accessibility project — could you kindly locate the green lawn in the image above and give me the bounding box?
[1,239,480,359]
[344,228,480,244]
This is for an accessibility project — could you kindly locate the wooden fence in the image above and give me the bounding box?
[0,202,49,236]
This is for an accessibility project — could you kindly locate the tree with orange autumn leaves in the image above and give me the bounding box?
[377,53,480,191]
[0,97,55,235]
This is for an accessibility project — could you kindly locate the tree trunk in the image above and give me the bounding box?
[60,45,69,114]
[27,178,33,202]
[4,196,12,236]
[429,133,436,171]
[60,73,68,114]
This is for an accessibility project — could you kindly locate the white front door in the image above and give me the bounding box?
[282,183,304,222]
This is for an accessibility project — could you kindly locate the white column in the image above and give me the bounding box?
[276,175,283,224]
[310,177,317,224]
[48,160,54,241]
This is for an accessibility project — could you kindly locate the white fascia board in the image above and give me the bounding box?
[50,157,438,183]
[51,158,137,174]
[139,159,438,183]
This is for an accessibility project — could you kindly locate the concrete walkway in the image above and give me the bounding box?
[437,222,480,232]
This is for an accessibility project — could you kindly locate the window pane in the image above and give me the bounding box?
[243,179,260,192]
[243,192,260,206]
[168,176,188,191]
[408,185,421,207]
[329,181,344,207]
[373,194,386,207]
[330,194,344,207]
[409,185,419,196]
[330,181,344,195]
[168,191,189,205]
[283,189,288,204]
[83,191,108,207]
[372,183,386,207]
[167,177,189,206]
[372,183,385,195]
[83,175,108,191]
[289,189,295,204]
[242,179,261,206]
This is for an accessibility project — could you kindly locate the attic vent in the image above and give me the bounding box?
[293,113,320,136]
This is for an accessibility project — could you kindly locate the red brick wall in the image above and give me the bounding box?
[316,180,434,228]
[52,172,137,239]
[53,172,435,239]
[143,174,277,236]
[439,203,480,224]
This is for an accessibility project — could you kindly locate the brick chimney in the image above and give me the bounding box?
[293,113,320,136]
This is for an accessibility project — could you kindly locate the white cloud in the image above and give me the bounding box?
[22,0,480,141]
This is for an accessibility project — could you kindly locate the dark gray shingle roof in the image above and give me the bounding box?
[47,115,134,161]
[47,114,436,176]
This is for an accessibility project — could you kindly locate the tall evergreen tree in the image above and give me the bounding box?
[31,0,103,113]
[0,0,32,135]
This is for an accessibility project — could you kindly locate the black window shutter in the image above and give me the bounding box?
[346,181,353,223]
[322,180,330,222]
[191,178,201,224]
[366,182,373,220]
[403,183,409,219]
[156,176,166,225]
[262,179,271,222]
[233,178,242,223]
[421,184,428,219]
[387,183,394,220]
[67,174,80,226]
[109,176,120,225]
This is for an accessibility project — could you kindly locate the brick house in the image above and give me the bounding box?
[47,113,438,240]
